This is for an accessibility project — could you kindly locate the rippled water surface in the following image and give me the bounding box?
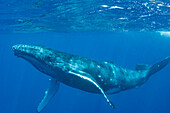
[0,1,170,113]
[0,0,169,32]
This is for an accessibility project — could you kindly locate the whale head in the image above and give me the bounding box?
[12,44,51,61]
[12,44,56,75]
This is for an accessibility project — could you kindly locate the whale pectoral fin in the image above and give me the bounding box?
[136,64,150,71]
[68,71,115,109]
[89,79,115,108]
[37,78,60,113]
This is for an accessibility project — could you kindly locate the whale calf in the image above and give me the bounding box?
[12,44,170,112]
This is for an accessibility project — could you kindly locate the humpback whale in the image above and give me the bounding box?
[12,44,169,112]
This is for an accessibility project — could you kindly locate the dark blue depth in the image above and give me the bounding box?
[0,32,170,113]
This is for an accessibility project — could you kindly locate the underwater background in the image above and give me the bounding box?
[0,0,170,113]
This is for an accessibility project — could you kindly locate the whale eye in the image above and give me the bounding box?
[46,56,51,59]
[44,55,53,62]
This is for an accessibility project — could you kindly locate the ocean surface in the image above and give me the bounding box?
[0,0,170,113]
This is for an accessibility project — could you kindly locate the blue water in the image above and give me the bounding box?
[0,32,170,113]
[0,0,170,113]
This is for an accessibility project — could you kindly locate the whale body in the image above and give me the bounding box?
[12,44,170,112]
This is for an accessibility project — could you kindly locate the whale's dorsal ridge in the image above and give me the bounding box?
[136,64,150,71]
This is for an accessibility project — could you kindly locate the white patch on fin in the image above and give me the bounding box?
[37,78,60,112]
[68,71,115,109]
